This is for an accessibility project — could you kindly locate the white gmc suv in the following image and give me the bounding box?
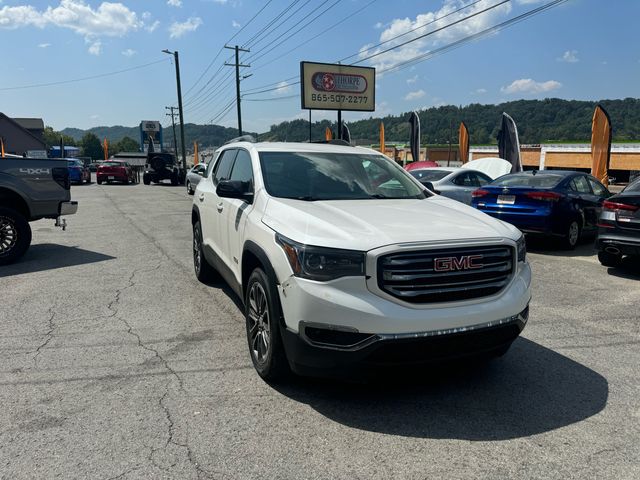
[192,139,531,381]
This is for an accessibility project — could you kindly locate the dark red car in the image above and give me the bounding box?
[97,161,137,185]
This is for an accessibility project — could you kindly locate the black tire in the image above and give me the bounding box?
[124,177,130,185]
[193,221,218,282]
[598,250,622,268]
[245,268,291,382]
[0,207,32,266]
[187,181,194,195]
[97,179,103,185]
[561,219,581,250]
[170,170,179,186]
[143,174,151,185]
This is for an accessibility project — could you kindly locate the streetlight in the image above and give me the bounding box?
[163,49,186,172]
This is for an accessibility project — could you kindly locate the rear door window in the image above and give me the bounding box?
[571,176,592,194]
[588,178,608,197]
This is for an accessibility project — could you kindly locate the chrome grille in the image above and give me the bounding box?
[377,245,514,304]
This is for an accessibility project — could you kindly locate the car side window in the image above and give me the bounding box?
[588,178,608,197]
[571,176,592,194]
[212,150,237,185]
[475,172,491,186]
[205,153,220,178]
[229,149,254,186]
[453,172,474,187]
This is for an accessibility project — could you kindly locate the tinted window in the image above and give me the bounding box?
[571,176,592,194]
[229,150,254,184]
[474,172,492,186]
[452,171,480,187]
[213,150,237,185]
[588,178,608,197]
[410,169,450,182]
[493,174,563,188]
[205,154,219,178]
[625,178,640,192]
[259,152,425,200]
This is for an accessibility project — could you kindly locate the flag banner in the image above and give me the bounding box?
[459,122,469,164]
[1,138,4,158]
[408,111,420,162]
[342,123,351,144]
[590,105,612,187]
[325,127,332,141]
[497,113,522,173]
[103,138,109,161]
[194,142,199,165]
[379,122,385,155]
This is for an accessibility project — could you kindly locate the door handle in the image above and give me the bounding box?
[216,202,224,212]
[198,194,205,202]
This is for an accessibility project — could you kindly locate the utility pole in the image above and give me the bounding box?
[162,49,186,172]
[224,45,250,136]
[165,106,178,154]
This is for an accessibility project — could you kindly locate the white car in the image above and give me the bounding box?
[186,163,207,195]
[410,167,493,205]
[192,140,531,381]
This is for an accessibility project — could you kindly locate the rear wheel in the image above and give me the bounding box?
[598,250,622,268]
[0,207,32,266]
[245,268,290,382]
[97,178,103,185]
[562,219,581,249]
[143,174,151,185]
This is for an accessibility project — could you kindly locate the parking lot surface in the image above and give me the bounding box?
[1,181,639,479]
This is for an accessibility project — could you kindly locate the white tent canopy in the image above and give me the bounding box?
[461,157,512,180]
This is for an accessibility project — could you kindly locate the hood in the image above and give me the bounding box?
[262,195,520,251]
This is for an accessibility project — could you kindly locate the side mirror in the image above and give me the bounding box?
[216,180,254,203]
[422,181,439,194]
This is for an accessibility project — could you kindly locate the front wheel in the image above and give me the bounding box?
[245,268,290,382]
[193,221,218,282]
[0,207,32,266]
[187,181,194,195]
[598,250,622,268]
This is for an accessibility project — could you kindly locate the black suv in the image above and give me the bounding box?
[143,152,185,186]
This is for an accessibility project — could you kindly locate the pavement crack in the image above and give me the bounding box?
[32,308,57,368]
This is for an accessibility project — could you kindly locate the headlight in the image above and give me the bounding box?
[516,234,526,263]
[276,233,365,281]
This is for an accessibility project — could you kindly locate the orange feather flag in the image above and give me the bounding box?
[194,142,199,165]
[379,122,385,155]
[458,122,469,164]
[1,138,5,158]
[590,105,612,187]
[103,138,109,161]
[325,127,332,141]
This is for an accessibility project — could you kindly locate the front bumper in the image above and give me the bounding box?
[282,307,529,376]
[59,201,78,216]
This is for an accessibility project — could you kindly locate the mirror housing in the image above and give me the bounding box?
[422,181,439,194]
[216,180,254,203]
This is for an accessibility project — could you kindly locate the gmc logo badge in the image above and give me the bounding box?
[434,255,483,272]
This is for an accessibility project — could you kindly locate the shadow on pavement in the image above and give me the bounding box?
[525,234,596,258]
[606,256,640,280]
[275,338,608,441]
[0,244,115,277]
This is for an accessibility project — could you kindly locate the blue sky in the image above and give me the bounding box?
[1,0,638,133]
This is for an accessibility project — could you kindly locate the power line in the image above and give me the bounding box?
[243,94,298,102]
[241,0,303,49]
[0,58,169,91]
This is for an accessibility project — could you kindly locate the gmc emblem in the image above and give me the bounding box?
[434,255,483,272]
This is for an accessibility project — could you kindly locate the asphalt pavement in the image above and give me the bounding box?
[1,178,639,479]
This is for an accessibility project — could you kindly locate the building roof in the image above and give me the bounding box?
[0,112,46,147]
[13,118,44,131]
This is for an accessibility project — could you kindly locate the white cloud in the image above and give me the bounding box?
[404,89,426,101]
[121,48,136,57]
[475,88,487,94]
[145,20,159,33]
[88,40,102,56]
[374,22,383,29]
[361,0,512,71]
[406,74,418,84]
[90,114,100,119]
[272,81,292,96]
[232,20,240,28]
[38,42,51,48]
[558,49,579,63]
[169,17,202,39]
[167,0,182,7]
[501,78,562,95]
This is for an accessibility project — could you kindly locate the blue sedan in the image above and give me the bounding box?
[67,159,91,184]
[471,170,611,249]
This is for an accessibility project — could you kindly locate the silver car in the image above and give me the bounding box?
[186,164,207,195]
[410,167,492,205]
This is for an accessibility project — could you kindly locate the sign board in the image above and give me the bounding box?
[301,61,375,112]
[141,120,161,133]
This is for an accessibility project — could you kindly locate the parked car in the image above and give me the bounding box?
[143,152,185,186]
[186,163,207,195]
[472,170,611,248]
[596,177,640,267]
[404,160,439,171]
[410,168,493,205]
[97,161,137,185]
[67,159,91,184]
[88,161,103,172]
[192,140,531,381]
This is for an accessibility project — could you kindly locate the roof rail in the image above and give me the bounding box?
[310,139,352,146]
[224,135,256,145]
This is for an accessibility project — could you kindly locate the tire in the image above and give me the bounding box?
[193,221,218,282]
[598,250,622,268]
[124,177,130,185]
[562,219,581,250]
[0,207,32,266]
[143,174,151,185]
[97,179,103,185]
[245,268,291,382]
[187,181,194,195]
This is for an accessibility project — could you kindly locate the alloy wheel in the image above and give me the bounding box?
[568,221,579,246]
[0,216,17,254]
[248,282,270,365]
[193,225,202,275]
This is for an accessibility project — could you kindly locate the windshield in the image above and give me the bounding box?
[491,173,563,188]
[258,151,426,200]
[410,169,450,182]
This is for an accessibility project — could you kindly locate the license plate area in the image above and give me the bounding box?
[497,195,515,205]
[108,176,115,180]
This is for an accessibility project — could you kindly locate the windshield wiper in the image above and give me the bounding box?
[289,196,318,201]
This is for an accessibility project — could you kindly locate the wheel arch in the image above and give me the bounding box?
[0,187,31,219]
[242,241,279,301]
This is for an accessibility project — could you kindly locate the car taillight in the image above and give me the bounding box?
[525,191,563,202]
[603,200,639,212]
[472,189,489,198]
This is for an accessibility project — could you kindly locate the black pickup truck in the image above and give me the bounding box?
[0,157,78,265]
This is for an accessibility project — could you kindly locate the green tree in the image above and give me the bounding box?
[80,132,103,160]
[113,136,140,154]
[43,126,76,149]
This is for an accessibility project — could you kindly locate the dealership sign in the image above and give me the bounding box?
[300,61,375,112]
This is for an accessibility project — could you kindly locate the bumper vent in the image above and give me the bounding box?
[377,245,514,304]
